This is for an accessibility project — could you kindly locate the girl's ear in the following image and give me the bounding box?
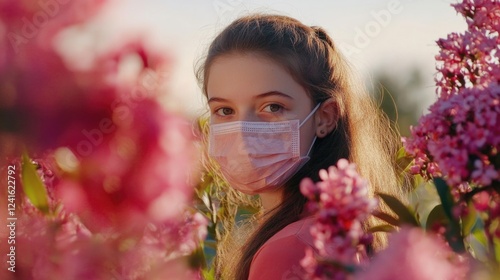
[314,99,339,138]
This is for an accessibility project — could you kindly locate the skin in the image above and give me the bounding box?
[206,52,338,212]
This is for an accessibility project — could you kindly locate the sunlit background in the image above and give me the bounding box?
[72,0,465,135]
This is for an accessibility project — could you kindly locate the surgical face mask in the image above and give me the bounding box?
[208,103,320,195]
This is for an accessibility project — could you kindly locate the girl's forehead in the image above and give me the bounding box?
[206,53,308,101]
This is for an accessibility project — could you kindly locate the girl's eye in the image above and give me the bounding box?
[215,107,234,116]
[263,103,284,113]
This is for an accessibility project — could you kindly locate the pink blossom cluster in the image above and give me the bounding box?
[355,227,468,280]
[2,151,206,279]
[403,1,499,274]
[404,83,500,187]
[0,0,207,278]
[300,159,377,280]
[404,0,500,189]
[0,0,114,156]
[1,197,206,279]
[0,0,168,157]
[435,0,500,99]
[54,100,199,233]
[454,0,500,33]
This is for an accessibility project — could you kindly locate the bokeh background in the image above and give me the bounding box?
[58,0,465,135]
[2,1,498,278]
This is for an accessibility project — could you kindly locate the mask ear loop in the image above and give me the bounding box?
[300,102,322,157]
[299,103,322,127]
[306,136,317,157]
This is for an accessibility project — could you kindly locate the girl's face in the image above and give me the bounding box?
[206,52,317,156]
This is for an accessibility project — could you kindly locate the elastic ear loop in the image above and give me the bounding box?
[299,103,322,127]
[306,136,317,157]
[300,103,322,157]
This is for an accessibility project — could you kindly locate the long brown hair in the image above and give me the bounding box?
[196,14,402,280]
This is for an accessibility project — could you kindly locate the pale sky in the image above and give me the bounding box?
[81,0,466,117]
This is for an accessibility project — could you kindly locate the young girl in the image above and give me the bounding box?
[197,14,402,279]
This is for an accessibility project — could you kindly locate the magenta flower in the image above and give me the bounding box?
[0,0,110,155]
[453,0,500,32]
[355,227,469,280]
[0,68,205,280]
[10,208,193,280]
[402,2,499,274]
[404,0,500,190]
[404,83,500,188]
[0,0,170,158]
[434,0,500,99]
[300,159,377,280]
[0,1,207,278]
[54,99,199,234]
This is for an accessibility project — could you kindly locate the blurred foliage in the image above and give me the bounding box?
[370,67,426,136]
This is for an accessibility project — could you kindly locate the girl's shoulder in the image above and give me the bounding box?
[248,216,316,280]
[265,215,315,248]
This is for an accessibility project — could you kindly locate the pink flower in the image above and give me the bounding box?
[0,0,171,159]
[421,2,500,189]
[355,227,469,280]
[404,83,500,188]
[453,0,500,32]
[119,211,207,279]
[54,99,199,234]
[2,147,205,279]
[4,204,111,280]
[473,190,490,212]
[0,1,206,279]
[300,159,377,280]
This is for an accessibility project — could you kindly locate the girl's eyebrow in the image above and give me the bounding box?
[255,91,293,100]
[207,91,293,104]
[207,97,228,104]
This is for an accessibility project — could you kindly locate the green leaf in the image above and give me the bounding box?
[396,146,407,159]
[425,204,447,231]
[377,192,420,226]
[413,174,427,189]
[21,152,49,214]
[472,228,488,248]
[367,224,396,233]
[433,178,465,253]
[469,229,489,262]
[396,147,414,174]
[372,211,400,227]
[461,202,478,236]
[201,266,215,280]
[433,178,455,221]
[188,246,206,269]
[494,237,500,264]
